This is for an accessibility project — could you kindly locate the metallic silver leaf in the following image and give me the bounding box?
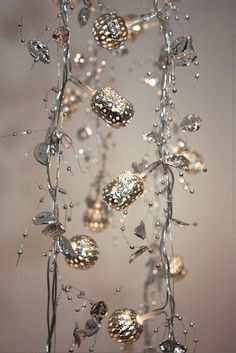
[159,339,187,353]
[84,318,100,337]
[32,211,56,225]
[134,220,146,239]
[42,222,65,237]
[34,143,49,165]
[166,154,189,170]
[180,114,202,132]
[27,40,50,64]
[129,246,149,264]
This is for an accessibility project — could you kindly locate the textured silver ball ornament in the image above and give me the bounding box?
[90,87,134,129]
[65,235,99,270]
[108,308,143,344]
[102,171,144,211]
[92,12,128,51]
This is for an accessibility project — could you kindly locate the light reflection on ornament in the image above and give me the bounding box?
[102,171,144,211]
[124,14,145,42]
[53,0,79,7]
[108,308,143,343]
[65,235,99,270]
[91,87,134,128]
[83,202,109,233]
[92,12,128,51]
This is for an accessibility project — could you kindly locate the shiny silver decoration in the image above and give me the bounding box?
[102,171,144,211]
[84,318,100,337]
[159,339,187,353]
[134,220,146,239]
[34,143,49,166]
[180,114,202,132]
[108,308,143,343]
[159,35,197,68]
[27,40,50,64]
[92,12,128,51]
[56,235,75,256]
[32,211,55,225]
[65,235,99,270]
[90,301,108,322]
[42,222,65,237]
[166,154,190,170]
[52,26,70,48]
[129,246,149,264]
[171,35,197,67]
[91,87,134,128]
[143,131,164,145]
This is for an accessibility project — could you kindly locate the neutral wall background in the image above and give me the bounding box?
[0,0,235,352]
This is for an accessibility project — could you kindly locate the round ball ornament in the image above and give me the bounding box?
[92,12,128,51]
[83,202,109,233]
[65,235,99,270]
[102,171,144,211]
[108,308,143,344]
[91,87,134,129]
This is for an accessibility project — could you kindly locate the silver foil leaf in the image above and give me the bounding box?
[32,211,55,225]
[34,143,49,165]
[78,7,91,27]
[172,218,197,228]
[129,246,149,264]
[56,235,75,256]
[84,318,100,337]
[143,131,163,144]
[77,126,92,141]
[27,40,50,64]
[159,339,187,353]
[42,222,65,237]
[90,301,108,320]
[166,154,189,170]
[170,35,197,67]
[180,114,202,132]
[134,220,146,239]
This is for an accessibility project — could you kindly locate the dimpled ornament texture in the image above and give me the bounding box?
[108,308,143,344]
[91,87,134,128]
[92,12,128,50]
[102,171,144,211]
[65,235,99,270]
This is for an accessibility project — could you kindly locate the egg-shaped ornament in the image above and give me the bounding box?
[65,235,99,270]
[92,12,128,51]
[108,308,143,344]
[124,14,145,42]
[83,201,109,233]
[91,87,134,128]
[102,171,144,211]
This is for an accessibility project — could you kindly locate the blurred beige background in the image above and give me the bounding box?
[0,0,235,352]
